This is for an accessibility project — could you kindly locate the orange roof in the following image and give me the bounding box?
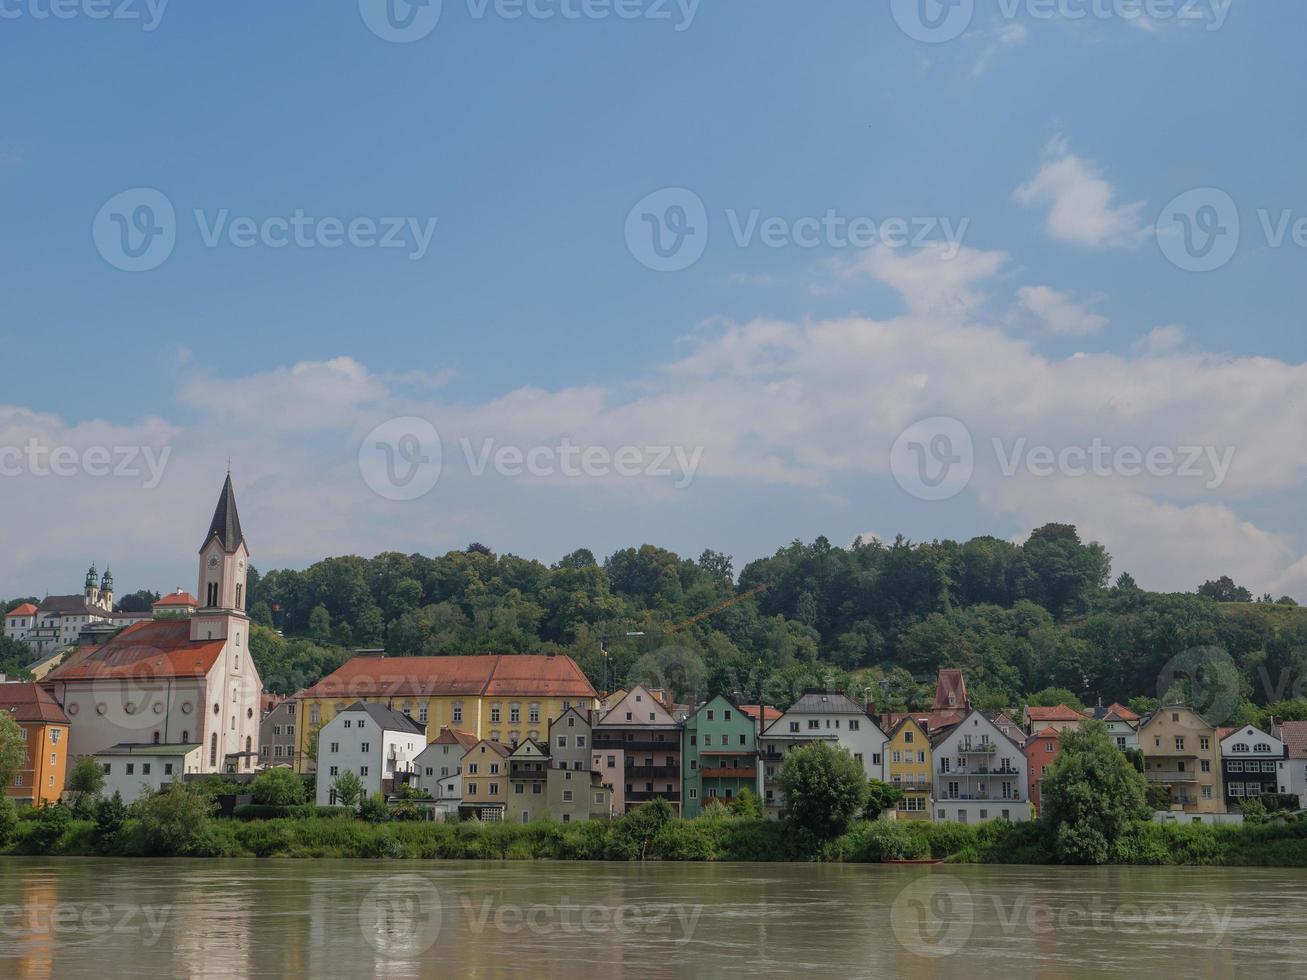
[42,619,225,682]
[1101,702,1140,722]
[1279,721,1307,760]
[6,603,38,618]
[1028,726,1062,740]
[298,654,597,701]
[154,591,198,607]
[883,709,967,733]
[432,727,479,751]
[0,683,69,724]
[1026,705,1087,722]
[738,704,782,723]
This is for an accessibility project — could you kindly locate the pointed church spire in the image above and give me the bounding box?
[201,473,245,553]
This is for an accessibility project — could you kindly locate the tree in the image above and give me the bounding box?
[775,741,869,838]
[0,712,26,790]
[133,785,215,856]
[93,792,128,854]
[0,635,35,681]
[1039,721,1149,864]
[1026,687,1087,712]
[729,787,764,818]
[68,756,106,809]
[116,590,160,613]
[1198,576,1253,603]
[864,779,905,820]
[331,769,364,808]
[359,791,390,823]
[249,767,307,806]
[0,796,17,849]
[308,604,333,644]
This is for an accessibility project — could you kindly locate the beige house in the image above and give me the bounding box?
[1139,705,1224,815]
[459,740,512,820]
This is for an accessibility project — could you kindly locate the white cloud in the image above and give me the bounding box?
[1135,325,1186,354]
[969,22,1030,78]
[1014,136,1149,249]
[1018,285,1110,335]
[845,243,1008,317]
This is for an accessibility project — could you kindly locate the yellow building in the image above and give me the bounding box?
[1139,705,1224,814]
[291,653,597,773]
[885,717,933,820]
[460,739,512,821]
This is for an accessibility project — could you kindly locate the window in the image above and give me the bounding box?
[491,704,501,724]
[490,763,500,775]
[1200,737,1211,751]
[126,763,135,775]
[360,767,369,777]
[329,742,340,753]
[418,704,428,723]
[453,702,463,723]
[557,736,567,749]
[576,735,586,748]
[904,730,914,744]
[689,788,698,800]
[102,764,111,775]
[529,704,540,723]
[510,704,521,723]
[360,743,370,753]
[707,710,714,721]
[489,783,499,795]
[563,790,573,802]
[467,782,477,795]
[142,764,151,775]
[1201,786,1212,800]
[807,719,820,730]
[1229,761,1243,773]
[50,729,61,744]
[849,720,860,731]
[789,722,800,733]
[1201,760,1211,773]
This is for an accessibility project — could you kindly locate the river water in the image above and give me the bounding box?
[0,858,1302,978]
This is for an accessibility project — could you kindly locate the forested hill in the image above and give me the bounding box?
[214,523,1307,728]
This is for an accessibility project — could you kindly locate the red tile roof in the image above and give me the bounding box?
[6,603,38,618]
[0,682,70,724]
[738,704,782,723]
[1025,705,1088,722]
[1102,702,1140,722]
[433,727,479,752]
[42,619,226,682]
[154,591,198,607]
[1278,721,1307,760]
[298,654,597,701]
[1026,726,1062,744]
[933,669,969,711]
[882,709,967,733]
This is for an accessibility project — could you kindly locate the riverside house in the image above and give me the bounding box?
[884,716,933,820]
[1139,705,1224,816]
[1086,702,1141,751]
[1025,726,1063,813]
[759,691,887,815]
[681,695,762,817]
[459,739,513,821]
[412,727,479,814]
[291,652,598,770]
[1219,724,1287,805]
[933,709,1032,823]
[1022,704,1087,735]
[0,681,70,807]
[504,737,551,824]
[1278,721,1307,809]
[315,702,425,806]
[593,685,682,814]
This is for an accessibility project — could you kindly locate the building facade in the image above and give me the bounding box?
[41,475,263,778]
[504,738,551,823]
[933,710,1032,823]
[884,717,933,820]
[1220,724,1287,804]
[259,698,308,770]
[315,702,425,806]
[0,681,70,807]
[1277,721,1307,809]
[1087,702,1141,751]
[759,691,887,815]
[593,685,681,813]
[459,739,512,820]
[96,743,203,804]
[1139,705,1224,815]
[1022,704,1087,735]
[1025,726,1062,814]
[292,653,598,771]
[412,727,478,812]
[681,695,760,817]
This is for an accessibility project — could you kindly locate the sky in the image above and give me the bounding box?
[3,0,1307,602]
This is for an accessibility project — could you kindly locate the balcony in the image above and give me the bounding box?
[594,737,677,752]
[700,767,757,780]
[957,743,997,754]
[935,792,1024,802]
[943,768,1020,778]
[623,765,680,778]
[1147,770,1197,783]
[626,790,682,802]
[892,781,932,793]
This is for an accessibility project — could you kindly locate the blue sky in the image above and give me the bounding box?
[4,0,1307,601]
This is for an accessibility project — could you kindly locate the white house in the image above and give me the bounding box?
[1277,721,1307,809]
[932,709,1032,823]
[412,727,479,814]
[1086,702,1141,751]
[1220,723,1288,805]
[41,476,264,778]
[759,690,887,813]
[96,743,204,804]
[316,701,426,806]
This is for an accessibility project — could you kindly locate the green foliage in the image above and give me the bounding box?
[331,769,364,808]
[249,768,308,806]
[131,785,216,856]
[21,805,73,854]
[92,792,127,854]
[864,779,905,819]
[359,792,390,823]
[607,797,674,859]
[0,795,19,849]
[0,712,26,789]
[776,741,869,839]
[729,787,764,819]
[68,757,105,801]
[0,635,36,680]
[1239,797,1268,824]
[1040,721,1150,864]
[1025,687,1086,711]
[1199,576,1254,603]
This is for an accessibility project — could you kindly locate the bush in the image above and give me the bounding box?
[132,785,216,856]
[20,805,73,854]
[0,795,16,849]
[359,792,390,824]
[249,768,308,807]
[93,792,128,855]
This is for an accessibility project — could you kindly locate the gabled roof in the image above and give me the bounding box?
[94,742,202,757]
[1026,726,1062,745]
[936,708,1027,752]
[202,474,245,553]
[42,619,226,682]
[154,591,198,608]
[886,714,932,741]
[6,603,38,618]
[0,683,70,724]
[37,595,105,617]
[1278,721,1307,760]
[1091,702,1140,722]
[508,737,549,758]
[1219,723,1283,750]
[882,709,967,733]
[596,684,679,729]
[1025,704,1088,723]
[298,654,597,700]
[430,727,479,751]
[463,739,513,760]
[335,700,425,735]
[739,704,782,724]
[933,669,969,710]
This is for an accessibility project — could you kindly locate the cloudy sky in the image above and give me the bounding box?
[3,0,1306,601]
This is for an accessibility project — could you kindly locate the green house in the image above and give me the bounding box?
[682,695,761,817]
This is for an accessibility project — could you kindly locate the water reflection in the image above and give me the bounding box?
[0,859,1303,979]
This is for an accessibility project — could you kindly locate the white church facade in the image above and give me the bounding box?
[40,475,263,778]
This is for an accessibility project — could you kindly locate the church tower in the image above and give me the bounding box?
[190,473,250,643]
[84,562,99,606]
[100,568,114,611]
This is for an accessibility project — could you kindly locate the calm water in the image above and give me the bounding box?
[0,858,1303,979]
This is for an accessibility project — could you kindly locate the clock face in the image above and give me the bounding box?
[208,556,220,569]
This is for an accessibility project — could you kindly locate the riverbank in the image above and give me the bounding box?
[6,808,1307,865]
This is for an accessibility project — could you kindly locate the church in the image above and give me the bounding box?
[40,475,264,778]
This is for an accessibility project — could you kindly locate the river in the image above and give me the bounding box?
[0,859,1302,978]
